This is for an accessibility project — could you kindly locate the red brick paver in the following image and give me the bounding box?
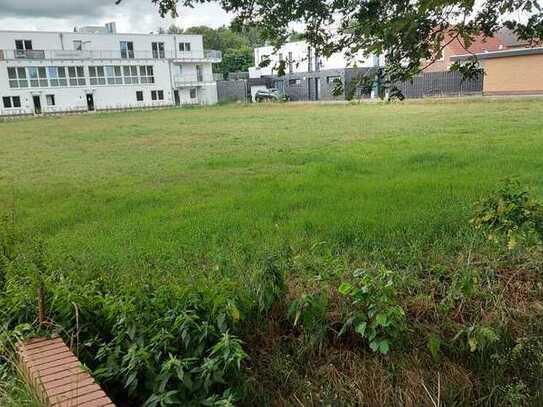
[17,337,115,407]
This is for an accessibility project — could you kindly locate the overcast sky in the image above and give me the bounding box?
[0,0,233,33]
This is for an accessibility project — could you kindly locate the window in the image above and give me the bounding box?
[3,96,21,108]
[196,65,203,82]
[46,94,55,106]
[279,53,284,62]
[151,90,164,101]
[28,67,48,87]
[139,65,154,84]
[123,66,139,84]
[105,65,123,85]
[120,41,134,59]
[288,78,301,86]
[136,91,144,101]
[179,42,191,52]
[190,88,197,99]
[47,67,67,87]
[68,66,86,86]
[7,67,28,88]
[326,75,341,84]
[15,40,32,50]
[89,66,106,85]
[73,40,83,51]
[152,42,165,58]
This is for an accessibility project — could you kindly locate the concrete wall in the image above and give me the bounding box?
[482,54,543,95]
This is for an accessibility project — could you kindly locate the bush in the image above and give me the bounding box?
[471,180,543,249]
[0,242,248,406]
[338,267,406,354]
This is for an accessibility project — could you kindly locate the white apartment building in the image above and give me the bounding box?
[0,23,221,116]
[248,40,382,78]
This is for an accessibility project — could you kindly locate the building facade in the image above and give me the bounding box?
[247,40,382,101]
[249,40,381,79]
[452,47,543,96]
[0,23,221,116]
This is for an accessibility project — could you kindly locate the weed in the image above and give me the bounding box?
[287,291,329,353]
[471,179,543,249]
[338,267,406,354]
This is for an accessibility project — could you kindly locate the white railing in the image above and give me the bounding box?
[174,75,215,87]
[0,49,222,62]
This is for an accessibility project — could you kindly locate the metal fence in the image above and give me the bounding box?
[217,80,247,102]
[395,70,483,98]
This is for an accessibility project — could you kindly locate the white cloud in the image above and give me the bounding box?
[0,0,232,33]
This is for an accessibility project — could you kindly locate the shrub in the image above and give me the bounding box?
[287,291,329,353]
[338,267,406,354]
[471,180,543,249]
[0,244,248,406]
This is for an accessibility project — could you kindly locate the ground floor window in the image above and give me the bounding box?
[190,88,197,99]
[151,90,165,101]
[288,79,301,86]
[136,91,144,101]
[2,96,21,108]
[46,94,56,106]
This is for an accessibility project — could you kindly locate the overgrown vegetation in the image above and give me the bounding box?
[1,100,543,405]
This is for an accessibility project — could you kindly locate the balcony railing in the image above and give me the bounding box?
[0,49,222,62]
[174,75,215,87]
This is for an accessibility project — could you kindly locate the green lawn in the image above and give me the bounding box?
[2,98,543,405]
[1,98,542,276]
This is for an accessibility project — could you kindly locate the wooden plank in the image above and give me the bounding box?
[17,337,115,407]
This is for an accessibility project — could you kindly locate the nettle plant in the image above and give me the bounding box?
[338,267,406,355]
[471,179,543,250]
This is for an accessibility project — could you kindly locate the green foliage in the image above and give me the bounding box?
[138,0,543,90]
[252,255,286,314]
[454,325,499,353]
[288,291,329,352]
[471,179,543,249]
[426,333,441,360]
[338,267,406,354]
[0,245,248,406]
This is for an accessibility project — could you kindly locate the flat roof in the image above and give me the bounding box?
[451,46,543,61]
[0,29,201,38]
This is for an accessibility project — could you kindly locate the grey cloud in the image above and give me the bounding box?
[0,0,115,18]
[0,0,231,32]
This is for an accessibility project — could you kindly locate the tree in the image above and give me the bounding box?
[157,24,265,76]
[123,0,542,87]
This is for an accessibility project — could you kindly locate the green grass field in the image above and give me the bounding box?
[1,98,543,405]
[2,99,542,273]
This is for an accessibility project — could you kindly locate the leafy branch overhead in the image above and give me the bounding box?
[121,0,542,82]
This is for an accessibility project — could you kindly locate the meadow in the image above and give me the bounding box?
[1,98,543,406]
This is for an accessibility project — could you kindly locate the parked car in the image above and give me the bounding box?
[254,88,285,102]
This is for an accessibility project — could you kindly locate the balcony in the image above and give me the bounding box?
[174,75,216,87]
[0,49,222,62]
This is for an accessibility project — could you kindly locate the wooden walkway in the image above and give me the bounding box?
[17,337,114,407]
